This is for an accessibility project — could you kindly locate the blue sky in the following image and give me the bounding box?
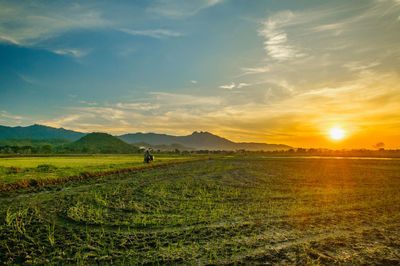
[1,0,400,148]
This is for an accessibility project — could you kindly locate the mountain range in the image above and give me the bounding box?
[0,124,84,140]
[0,124,291,151]
[119,131,291,151]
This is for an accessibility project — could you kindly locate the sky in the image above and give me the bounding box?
[1,0,400,149]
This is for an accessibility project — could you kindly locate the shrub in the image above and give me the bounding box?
[6,167,22,174]
[36,164,57,172]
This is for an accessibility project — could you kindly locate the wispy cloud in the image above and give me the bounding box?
[0,110,27,126]
[240,66,269,75]
[0,34,19,45]
[41,91,223,134]
[52,49,88,57]
[18,73,39,85]
[237,83,251,89]
[119,28,182,39]
[0,0,219,56]
[150,92,222,106]
[47,114,85,126]
[219,82,251,89]
[0,110,24,120]
[0,2,109,46]
[343,61,381,72]
[38,67,400,147]
[79,100,98,106]
[258,11,305,61]
[219,82,235,89]
[244,0,400,95]
[115,102,159,111]
[147,0,223,19]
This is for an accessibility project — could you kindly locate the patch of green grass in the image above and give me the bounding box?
[0,154,195,184]
[0,157,399,264]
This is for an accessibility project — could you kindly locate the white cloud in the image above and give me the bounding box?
[299,85,359,97]
[115,102,159,111]
[237,83,251,89]
[0,111,24,120]
[147,0,223,19]
[119,28,182,39]
[219,82,236,89]
[0,2,109,46]
[150,92,222,106]
[245,0,400,99]
[190,80,198,84]
[343,61,381,72]
[18,74,38,85]
[219,82,251,89]
[79,100,98,106]
[40,91,224,134]
[0,34,19,45]
[48,114,85,125]
[312,22,344,36]
[241,66,269,75]
[52,49,88,57]
[258,11,305,61]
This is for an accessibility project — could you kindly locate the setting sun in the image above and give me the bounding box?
[329,127,345,140]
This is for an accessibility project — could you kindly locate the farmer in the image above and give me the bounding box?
[144,150,153,163]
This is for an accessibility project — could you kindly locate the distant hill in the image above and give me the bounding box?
[119,133,178,146]
[119,131,291,151]
[0,124,85,140]
[68,132,139,153]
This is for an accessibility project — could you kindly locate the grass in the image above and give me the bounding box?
[0,156,399,264]
[0,154,194,184]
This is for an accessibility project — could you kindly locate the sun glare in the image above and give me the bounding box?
[329,127,345,140]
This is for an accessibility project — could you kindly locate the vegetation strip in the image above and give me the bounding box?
[0,158,209,193]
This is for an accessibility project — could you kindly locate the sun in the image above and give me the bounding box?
[329,127,345,140]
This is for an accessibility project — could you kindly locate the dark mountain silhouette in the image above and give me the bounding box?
[0,124,291,151]
[0,124,85,140]
[68,133,139,154]
[119,131,291,151]
[119,133,177,146]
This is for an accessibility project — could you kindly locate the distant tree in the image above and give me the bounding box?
[21,145,32,154]
[373,142,385,150]
[39,145,52,154]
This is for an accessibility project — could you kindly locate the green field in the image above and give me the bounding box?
[0,155,193,184]
[1,156,400,264]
